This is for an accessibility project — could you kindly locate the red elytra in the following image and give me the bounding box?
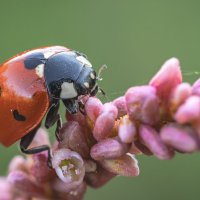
[0,46,69,146]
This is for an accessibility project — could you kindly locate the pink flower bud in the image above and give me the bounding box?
[52,180,87,200]
[9,156,27,173]
[8,170,46,198]
[0,178,14,200]
[28,152,53,183]
[192,78,200,96]
[90,138,128,160]
[85,166,116,188]
[93,103,118,141]
[100,154,139,177]
[85,97,103,122]
[125,86,160,125]
[58,121,90,159]
[28,127,50,148]
[113,96,127,118]
[118,115,136,143]
[139,125,174,159]
[149,58,182,107]
[160,124,200,152]
[170,83,192,112]
[52,149,85,186]
[101,102,118,117]
[93,112,116,141]
[174,96,200,123]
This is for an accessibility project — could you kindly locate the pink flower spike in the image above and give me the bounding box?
[192,78,200,96]
[118,115,136,143]
[113,96,127,118]
[90,138,129,160]
[85,97,103,122]
[149,58,182,107]
[8,170,46,198]
[174,96,200,124]
[100,153,139,177]
[52,149,85,186]
[170,83,192,112]
[160,124,200,153]
[139,125,174,160]
[125,86,160,125]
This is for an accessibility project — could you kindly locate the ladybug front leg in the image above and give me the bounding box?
[20,125,52,168]
[45,100,60,129]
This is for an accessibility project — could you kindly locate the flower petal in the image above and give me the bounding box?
[85,97,103,122]
[90,138,129,160]
[149,58,182,107]
[139,125,174,160]
[174,96,200,123]
[192,78,200,96]
[160,124,200,152]
[100,154,139,177]
[125,86,160,125]
[118,115,137,143]
[113,96,127,118]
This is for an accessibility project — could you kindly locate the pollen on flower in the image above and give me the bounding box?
[52,149,85,185]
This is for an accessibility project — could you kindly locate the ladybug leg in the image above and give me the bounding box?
[20,125,52,168]
[62,98,78,114]
[78,101,86,115]
[45,101,60,129]
[55,116,62,142]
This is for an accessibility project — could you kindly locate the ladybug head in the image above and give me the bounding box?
[45,51,99,101]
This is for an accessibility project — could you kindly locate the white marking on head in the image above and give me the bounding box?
[60,82,78,99]
[35,64,44,78]
[84,82,89,88]
[76,56,92,67]
[43,51,56,59]
[90,72,95,79]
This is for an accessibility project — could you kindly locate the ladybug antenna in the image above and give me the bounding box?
[97,64,107,81]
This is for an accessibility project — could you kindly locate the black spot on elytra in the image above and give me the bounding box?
[12,110,26,121]
[24,52,46,69]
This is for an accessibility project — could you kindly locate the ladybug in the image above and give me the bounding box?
[0,46,99,166]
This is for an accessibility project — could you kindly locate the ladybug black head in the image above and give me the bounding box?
[44,51,99,101]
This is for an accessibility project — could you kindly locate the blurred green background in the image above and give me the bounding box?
[0,0,200,199]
